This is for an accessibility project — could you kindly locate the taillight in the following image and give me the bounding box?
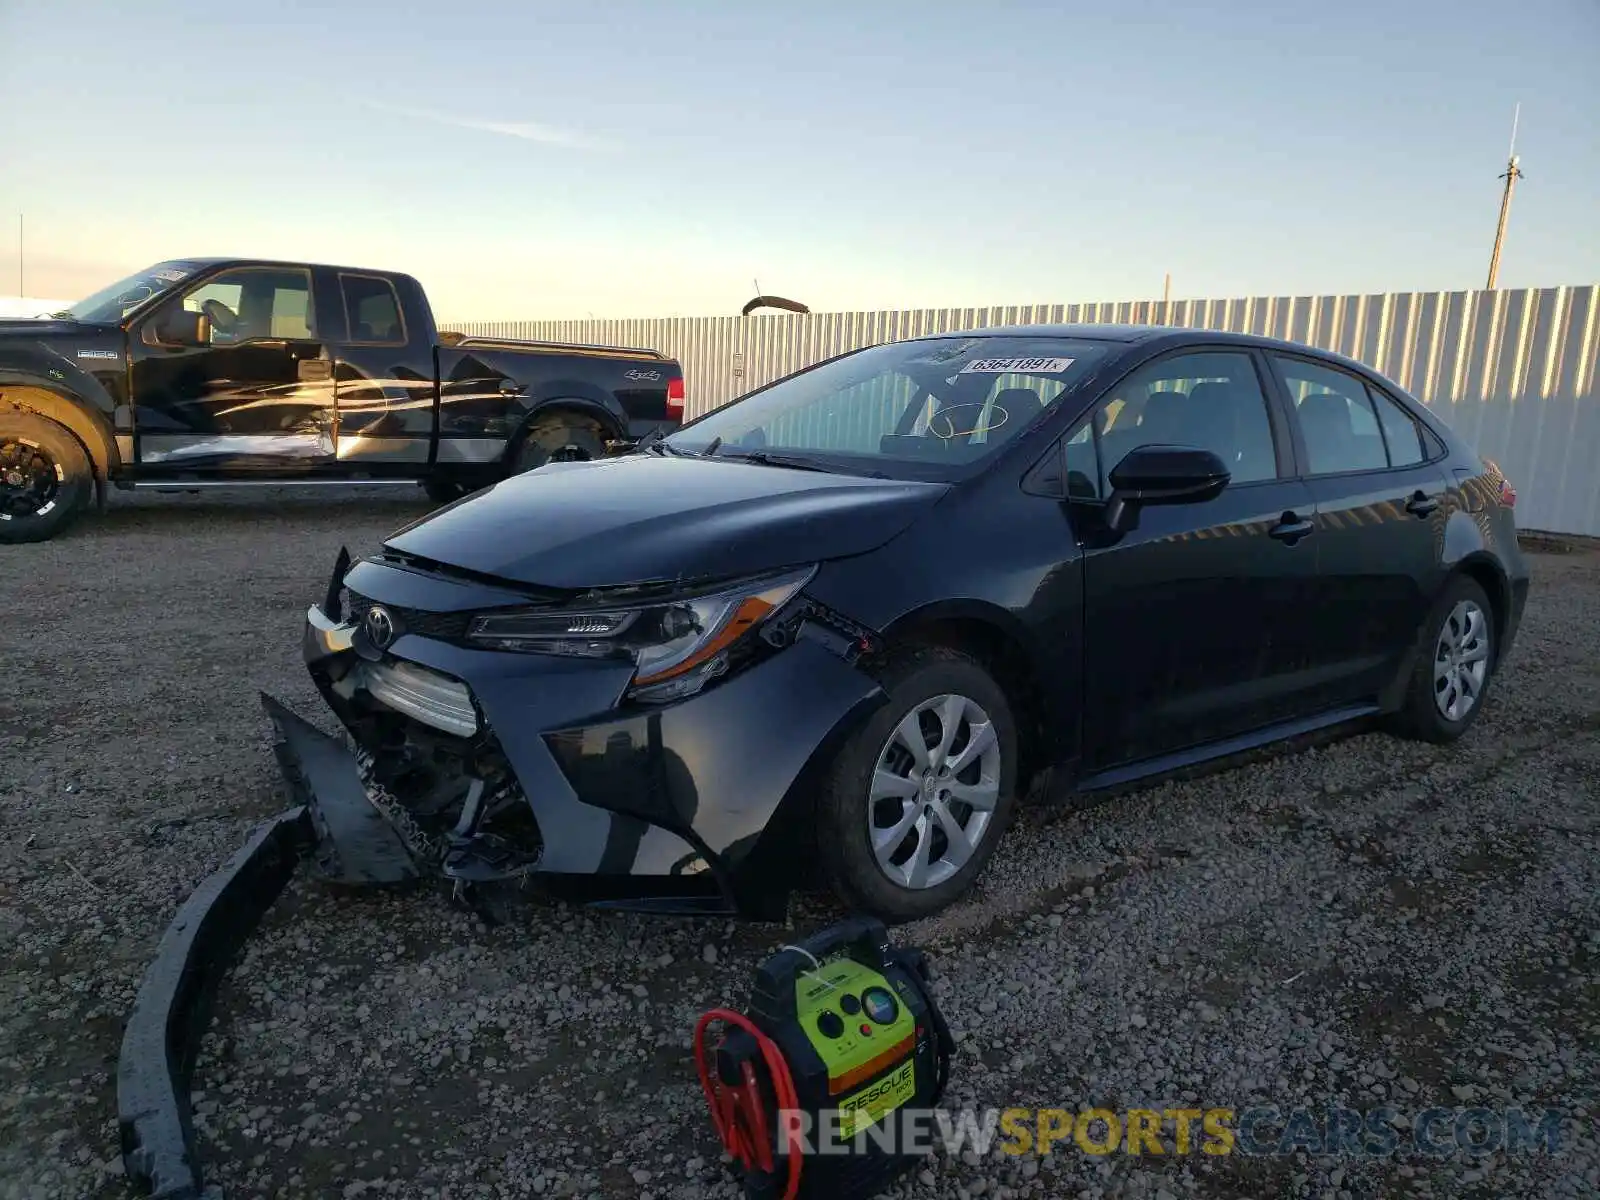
[666,376,685,421]
[1484,458,1516,508]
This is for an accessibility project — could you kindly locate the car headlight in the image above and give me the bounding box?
[465,566,816,701]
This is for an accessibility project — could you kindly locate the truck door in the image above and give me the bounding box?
[128,265,336,469]
[329,271,437,464]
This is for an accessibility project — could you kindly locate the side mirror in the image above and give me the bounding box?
[1104,444,1230,533]
[149,306,210,347]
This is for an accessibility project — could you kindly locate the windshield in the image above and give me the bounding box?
[665,335,1112,478]
[60,261,204,323]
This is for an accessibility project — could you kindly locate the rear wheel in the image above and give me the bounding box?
[0,412,92,544]
[512,413,608,475]
[421,478,472,506]
[817,646,1018,922]
[1394,575,1497,742]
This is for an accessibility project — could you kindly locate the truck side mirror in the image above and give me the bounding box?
[149,307,211,347]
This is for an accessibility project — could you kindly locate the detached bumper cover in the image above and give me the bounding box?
[117,808,310,1199]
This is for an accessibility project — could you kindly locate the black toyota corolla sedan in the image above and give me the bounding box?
[271,325,1530,922]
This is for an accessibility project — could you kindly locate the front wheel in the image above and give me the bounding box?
[0,412,93,544]
[817,646,1018,923]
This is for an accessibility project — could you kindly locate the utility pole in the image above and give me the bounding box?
[1486,105,1524,290]
[16,214,21,297]
[1162,273,1171,303]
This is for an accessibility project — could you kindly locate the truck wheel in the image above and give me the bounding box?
[512,413,608,475]
[421,479,472,506]
[0,412,93,544]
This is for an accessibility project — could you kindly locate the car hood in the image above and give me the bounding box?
[0,318,96,337]
[385,454,950,589]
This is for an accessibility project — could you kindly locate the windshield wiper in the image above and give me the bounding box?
[717,449,889,477]
[649,436,724,459]
[717,449,831,471]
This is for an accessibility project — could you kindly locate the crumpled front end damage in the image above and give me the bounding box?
[117,555,887,1196]
[272,551,889,918]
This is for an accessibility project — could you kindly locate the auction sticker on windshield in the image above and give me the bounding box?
[960,357,1075,374]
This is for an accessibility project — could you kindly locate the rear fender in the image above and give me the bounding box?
[510,383,626,443]
[1440,511,1514,635]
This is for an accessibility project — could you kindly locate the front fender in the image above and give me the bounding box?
[0,345,120,475]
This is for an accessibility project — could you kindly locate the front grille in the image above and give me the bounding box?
[345,591,474,641]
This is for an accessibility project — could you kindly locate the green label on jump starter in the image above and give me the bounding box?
[837,1058,916,1138]
[795,957,917,1097]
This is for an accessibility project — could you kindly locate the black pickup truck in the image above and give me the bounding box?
[0,258,685,542]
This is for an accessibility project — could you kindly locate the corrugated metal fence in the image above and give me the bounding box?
[446,286,1600,537]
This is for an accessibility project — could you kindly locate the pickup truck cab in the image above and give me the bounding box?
[0,258,685,542]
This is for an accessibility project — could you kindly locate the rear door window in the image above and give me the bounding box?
[1272,357,1390,475]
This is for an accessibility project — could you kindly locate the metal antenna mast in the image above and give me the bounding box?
[1486,104,1524,290]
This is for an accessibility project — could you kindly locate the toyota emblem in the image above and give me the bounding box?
[364,605,396,649]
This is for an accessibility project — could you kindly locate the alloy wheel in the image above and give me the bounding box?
[1434,599,1491,722]
[868,692,1001,889]
[0,437,61,520]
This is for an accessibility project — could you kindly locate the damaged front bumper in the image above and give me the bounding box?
[279,552,888,918]
[117,561,885,1196]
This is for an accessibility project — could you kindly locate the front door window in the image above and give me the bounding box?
[179,268,316,344]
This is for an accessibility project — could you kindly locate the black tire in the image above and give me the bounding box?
[1393,574,1498,743]
[0,411,93,544]
[817,645,1019,923]
[421,478,472,506]
[511,413,608,475]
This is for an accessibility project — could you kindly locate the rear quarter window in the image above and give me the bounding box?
[1369,387,1427,467]
[340,274,407,346]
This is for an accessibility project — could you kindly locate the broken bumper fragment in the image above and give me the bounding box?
[264,694,420,886]
[117,808,310,1198]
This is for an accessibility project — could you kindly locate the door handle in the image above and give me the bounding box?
[1405,491,1440,518]
[1268,512,1315,544]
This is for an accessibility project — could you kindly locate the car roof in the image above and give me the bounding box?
[918,322,1311,349]
[913,322,1158,343]
[914,323,1395,381]
[175,256,413,278]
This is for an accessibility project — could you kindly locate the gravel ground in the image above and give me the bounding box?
[2,489,1597,1200]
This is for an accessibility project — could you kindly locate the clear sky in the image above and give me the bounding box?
[2,0,1596,319]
